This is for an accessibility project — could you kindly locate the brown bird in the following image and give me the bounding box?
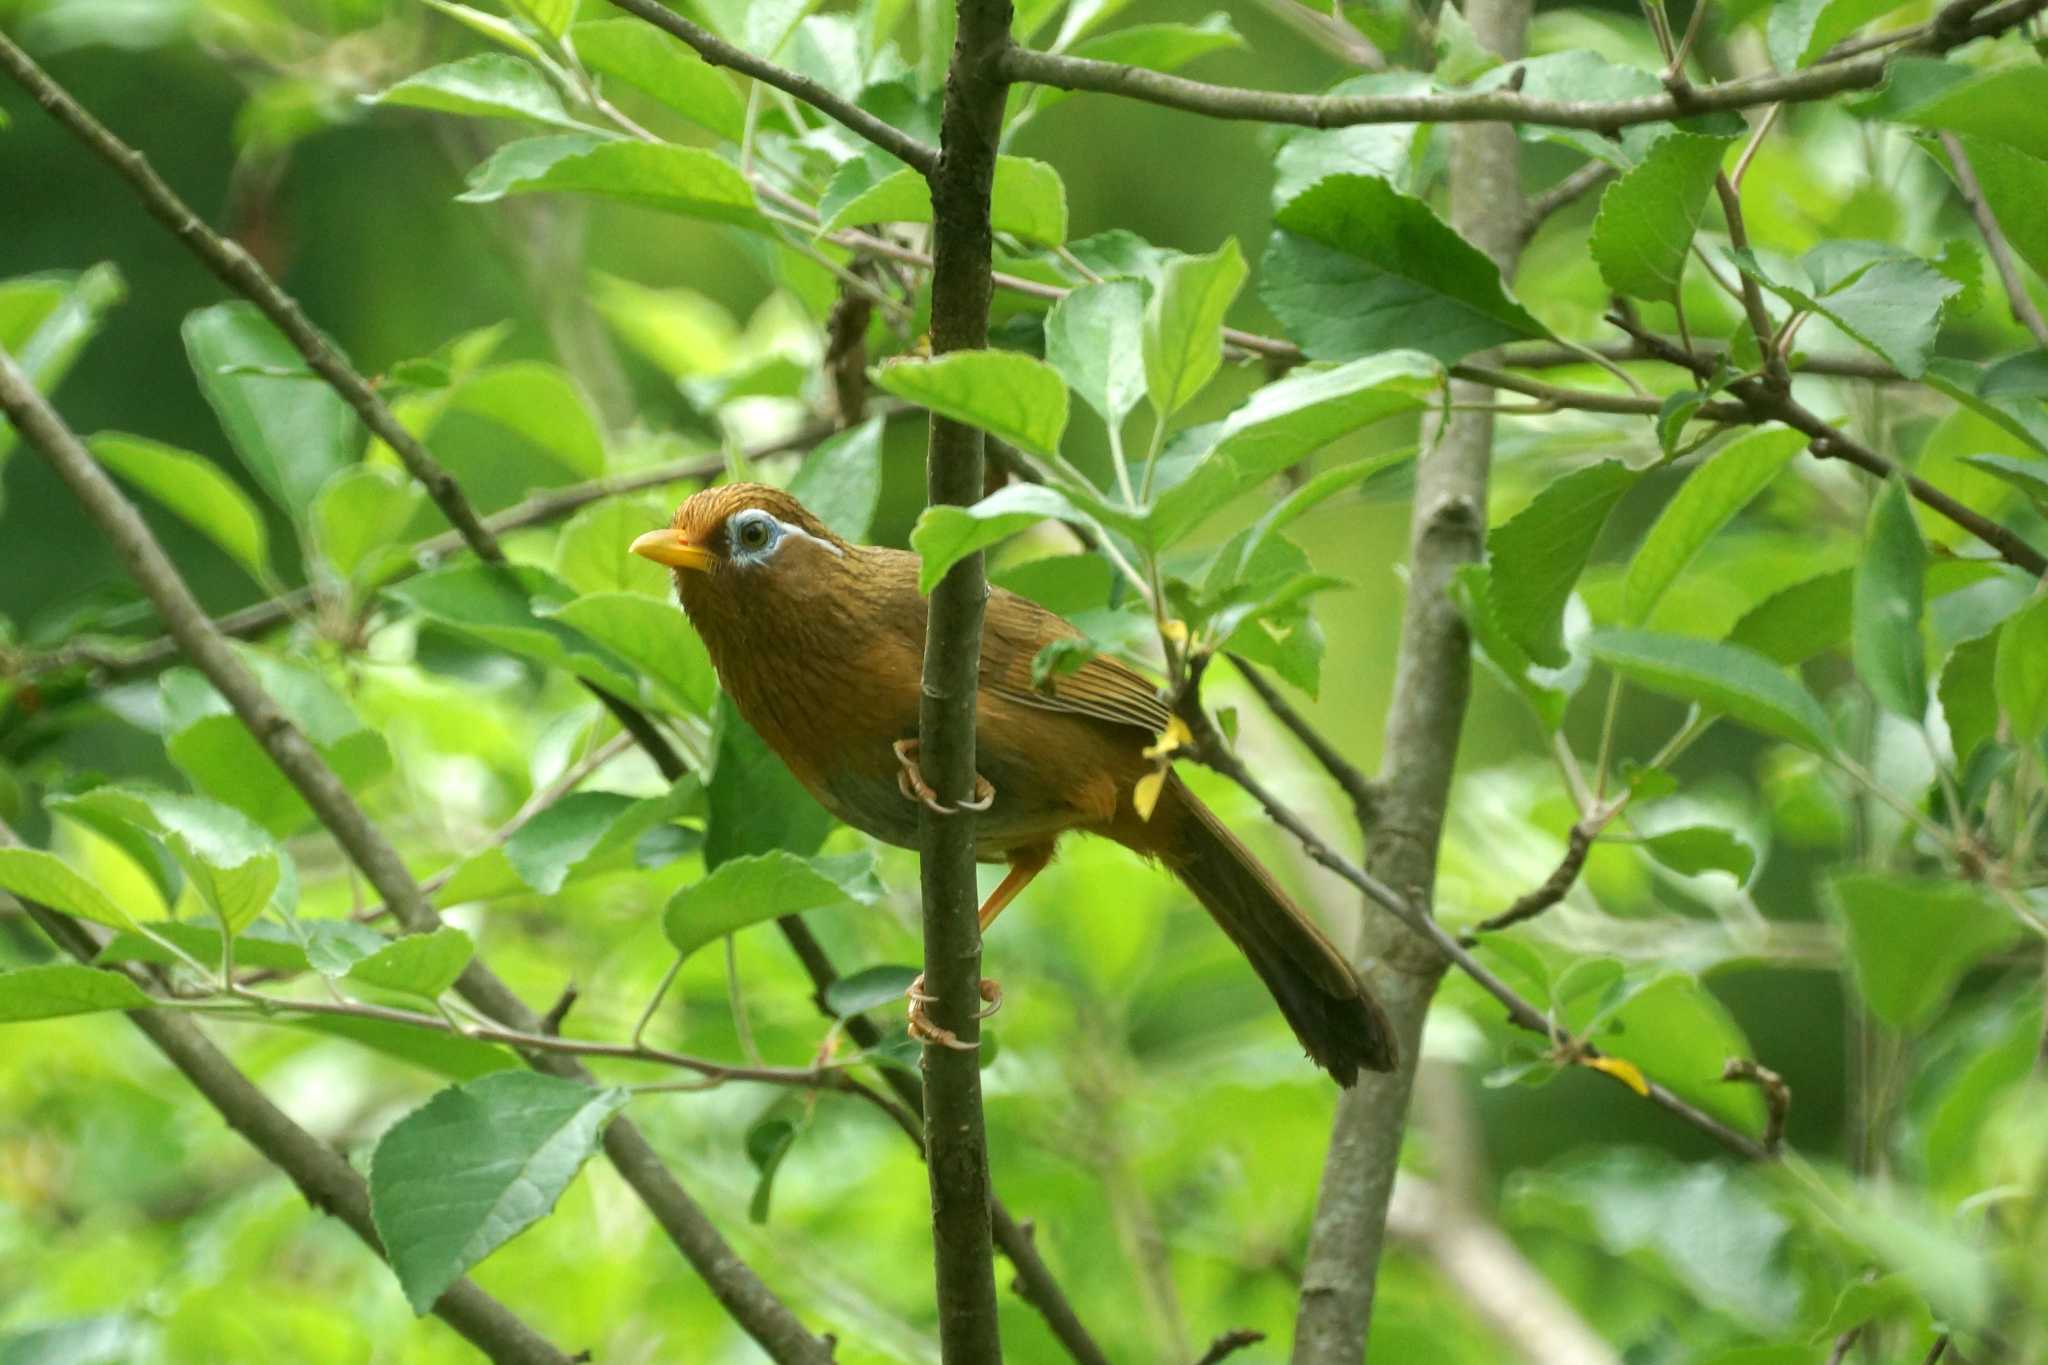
[631,483,1396,1084]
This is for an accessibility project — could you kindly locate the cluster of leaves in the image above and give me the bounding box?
[1,0,2047,1360]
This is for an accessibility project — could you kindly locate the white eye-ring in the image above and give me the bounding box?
[729,510,780,559]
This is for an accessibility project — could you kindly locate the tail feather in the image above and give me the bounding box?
[1156,777,1398,1085]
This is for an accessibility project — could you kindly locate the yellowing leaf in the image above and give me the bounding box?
[1142,714,1192,763]
[1582,1054,1651,1097]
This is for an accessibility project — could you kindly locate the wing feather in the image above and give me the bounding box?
[979,587,1171,735]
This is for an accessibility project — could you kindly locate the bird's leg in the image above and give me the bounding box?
[893,738,995,814]
[905,847,1047,1047]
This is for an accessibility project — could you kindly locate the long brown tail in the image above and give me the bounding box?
[1153,776,1398,1085]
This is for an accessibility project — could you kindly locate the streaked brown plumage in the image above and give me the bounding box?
[632,483,1396,1084]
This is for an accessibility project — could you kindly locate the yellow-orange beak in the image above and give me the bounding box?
[630,527,715,573]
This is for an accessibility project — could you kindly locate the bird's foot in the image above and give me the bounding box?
[892,738,995,814]
[905,972,1003,1051]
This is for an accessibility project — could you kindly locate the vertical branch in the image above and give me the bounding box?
[916,2,1013,1360]
[1938,131,2048,349]
[1289,0,1531,1357]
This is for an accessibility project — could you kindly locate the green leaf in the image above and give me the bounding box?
[909,482,1098,594]
[422,0,555,64]
[1590,131,1735,305]
[663,849,881,962]
[1142,239,1247,419]
[88,433,273,585]
[1960,454,2048,513]
[386,564,641,700]
[447,362,607,480]
[1039,15,1242,111]
[569,18,746,141]
[1829,873,2020,1030]
[744,1112,799,1223]
[96,922,309,974]
[345,927,474,1000]
[1491,461,1636,668]
[1920,358,2048,459]
[1452,563,1581,732]
[1862,58,2048,160]
[311,465,425,583]
[540,593,715,715]
[821,964,920,1017]
[1580,974,1767,1136]
[819,156,1068,243]
[1150,352,1439,548]
[705,697,834,869]
[1941,630,2001,764]
[0,848,136,931]
[1724,568,1853,664]
[1733,248,1959,379]
[50,786,282,936]
[0,964,151,1023]
[1637,825,1757,882]
[787,417,885,540]
[1592,630,1834,752]
[1768,0,1905,70]
[370,1071,628,1314]
[367,54,593,129]
[290,1013,521,1079]
[552,497,673,598]
[1994,595,2048,744]
[873,350,1068,459]
[1044,279,1146,427]
[1854,479,1928,719]
[0,262,126,470]
[1260,174,1550,364]
[503,792,638,894]
[183,302,359,520]
[1626,429,1804,626]
[459,135,766,231]
[1937,136,2048,284]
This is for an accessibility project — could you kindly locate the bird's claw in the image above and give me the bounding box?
[905,972,1002,1050]
[892,739,995,814]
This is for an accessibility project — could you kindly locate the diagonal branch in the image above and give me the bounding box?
[600,0,939,175]
[1607,313,2048,576]
[913,2,1013,1359]
[1939,131,2048,349]
[996,0,2046,132]
[0,350,837,1365]
[0,825,575,1365]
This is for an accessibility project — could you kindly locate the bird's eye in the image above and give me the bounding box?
[735,515,773,552]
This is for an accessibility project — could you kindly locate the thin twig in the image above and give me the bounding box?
[1190,1328,1266,1365]
[1720,1057,1791,1154]
[1939,131,2048,349]
[995,0,2047,131]
[601,0,938,175]
[1228,654,1379,822]
[1518,160,1618,245]
[1607,314,2048,576]
[1459,821,1597,943]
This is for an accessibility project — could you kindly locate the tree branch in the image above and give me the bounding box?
[1226,654,1379,824]
[1607,313,2048,576]
[1939,130,2048,349]
[995,0,2046,132]
[601,0,940,176]
[913,3,1013,1360]
[0,825,576,1365]
[0,351,837,1365]
[1459,821,1596,943]
[1517,159,1617,246]
[1293,7,1517,1353]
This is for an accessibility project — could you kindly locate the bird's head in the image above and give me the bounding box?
[629,483,851,614]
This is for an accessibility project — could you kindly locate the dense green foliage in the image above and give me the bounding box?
[2,0,2047,1361]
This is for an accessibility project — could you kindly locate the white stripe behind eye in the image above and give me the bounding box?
[781,520,844,558]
